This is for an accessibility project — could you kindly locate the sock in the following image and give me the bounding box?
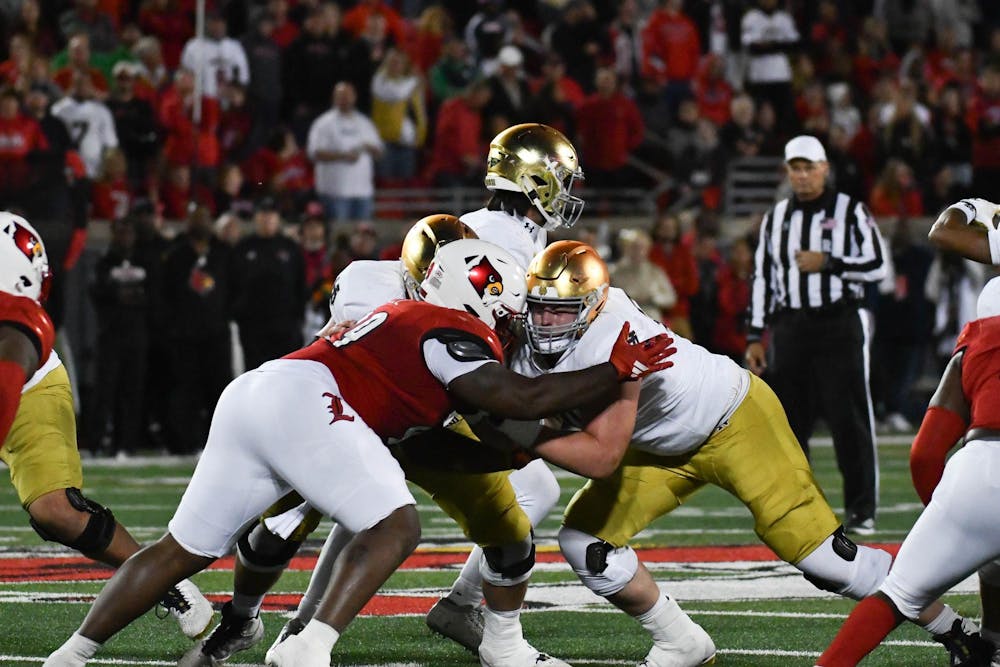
[817,596,903,666]
[919,604,960,635]
[55,631,101,661]
[298,619,340,655]
[295,526,353,623]
[445,546,484,606]
[482,606,523,645]
[636,596,692,644]
[230,592,264,619]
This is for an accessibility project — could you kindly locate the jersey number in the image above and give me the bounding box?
[331,311,388,347]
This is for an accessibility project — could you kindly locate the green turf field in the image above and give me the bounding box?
[0,439,981,666]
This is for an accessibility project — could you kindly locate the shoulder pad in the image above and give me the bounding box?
[430,329,499,363]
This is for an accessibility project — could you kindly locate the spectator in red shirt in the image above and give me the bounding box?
[852,18,899,99]
[52,33,109,98]
[158,67,220,175]
[869,159,924,218]
[712,236,753,361]
[91,147,132,220]
[406,4,450,73]
[649,212,698,340]
[530,53,585,109]
[267,0,299,50]
[425,79,491,187]
[137,0,192,70]
[0,34,33,87]
[967,62,1000,194]
[159,163,213,219]
[693,54,733,126]
[342,0,408,48]
[0,86,49,197]
[575,67,644,190]
[641,0,701,115]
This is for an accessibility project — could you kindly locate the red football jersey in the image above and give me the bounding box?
[0,291,55,368]
[955,316,1000,430]
[285,300,504,440]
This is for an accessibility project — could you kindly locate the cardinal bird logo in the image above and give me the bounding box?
[468,257,504,298]
[11,222,44,261]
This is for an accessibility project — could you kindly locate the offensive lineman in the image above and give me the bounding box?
[815,277,1000,666]
[43,238,676,667]
[488,241,985,667]
[0,213,212,640]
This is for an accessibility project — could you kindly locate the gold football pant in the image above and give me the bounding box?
[563,373,839,564]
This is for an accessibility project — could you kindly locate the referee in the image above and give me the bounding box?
[744,135,888,536]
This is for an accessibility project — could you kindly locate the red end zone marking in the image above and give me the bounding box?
[0,543,903,583]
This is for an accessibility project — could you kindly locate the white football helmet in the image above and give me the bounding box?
[419,239,526,334]
[978,276,1000,320]
[0,212,51,302]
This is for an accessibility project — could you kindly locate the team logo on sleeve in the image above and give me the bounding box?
[11,222,44,261]
[323,392,355,424]
[468,257,504,297]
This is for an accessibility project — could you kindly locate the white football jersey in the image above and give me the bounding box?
[51,97,118,178]
[509,288,750,456]
[460,208,547,271]
[330,259,405,322]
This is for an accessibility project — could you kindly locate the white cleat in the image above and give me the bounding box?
[638,623,717,667]
[479,638,573,667]
[264,633,331,667]
[160,579,214,640]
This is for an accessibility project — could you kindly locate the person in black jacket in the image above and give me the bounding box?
[161,204,233,453]
[230,197,306,370]
[89,217,153,456]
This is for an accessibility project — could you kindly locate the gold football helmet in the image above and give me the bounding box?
[400,214,478,299]
[524,240,608,355]
[485,123,585,230]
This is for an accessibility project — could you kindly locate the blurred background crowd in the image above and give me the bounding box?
[4,0,997,455]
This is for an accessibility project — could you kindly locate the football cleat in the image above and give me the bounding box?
[265,633,331,667]
[159,579,214,639]
[933,618,995,667]
[479,638,572,667]
[177,601,264,666]
[638,622,717,667]
[843,516,876,537]
[426,597,485,653]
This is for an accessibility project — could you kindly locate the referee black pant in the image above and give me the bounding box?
[767,303,878,523]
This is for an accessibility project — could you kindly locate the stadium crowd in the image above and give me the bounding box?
[0,0,998,454]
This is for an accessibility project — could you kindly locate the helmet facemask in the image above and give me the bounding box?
[520,157,585,230]
[525,292,602,356]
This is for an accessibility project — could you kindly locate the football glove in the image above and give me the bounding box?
[955,198,1000,228]
[608,322,677,382]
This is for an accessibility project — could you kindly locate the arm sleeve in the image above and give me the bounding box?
[747,210,773,337]
[828,201,887,282]
[910,406,967,505]
[422,337,498,387]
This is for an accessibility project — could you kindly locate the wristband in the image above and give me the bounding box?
[952,200,976,224]
[989,228,1000,266]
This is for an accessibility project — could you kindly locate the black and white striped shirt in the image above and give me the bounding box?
[747,189,887,339]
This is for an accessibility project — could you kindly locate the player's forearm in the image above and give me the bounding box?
[474,363,621,421]
[928,208,996,264]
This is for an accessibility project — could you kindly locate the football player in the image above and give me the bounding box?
[44,239,676,667]
[485,241,985,667]
[0,212,212,639]
[815,277,1000,667]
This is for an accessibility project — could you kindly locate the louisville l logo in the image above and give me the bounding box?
[468,257,503,298]
[322,392,354,424]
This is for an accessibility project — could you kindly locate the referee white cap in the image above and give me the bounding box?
[978,276,1000,320]
[784,135,827,163]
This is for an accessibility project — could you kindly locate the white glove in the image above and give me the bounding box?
[955,198,1000,228]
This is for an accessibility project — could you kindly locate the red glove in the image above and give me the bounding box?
[910,405,967,505]
[608,322,677,381]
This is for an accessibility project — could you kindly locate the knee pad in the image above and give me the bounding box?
[480,534,535,587]
[509,459,561,528]
[796,527,892,600]
[559,526,638,598]
[980,558,1000,586]
[30,488,116,555]
[237,522,302,573]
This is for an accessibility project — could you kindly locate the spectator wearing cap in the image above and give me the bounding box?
[53,34,110,99]
[160,204,234,453]
[486,44,530,128]
[230,197,306,369]
[425,78,491,187]
[180,10,249,100]
[641,0,701,117]
[745,134,887,536]
[107,60,159,188]
[307,80,383,223]
[575,66,643,191]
